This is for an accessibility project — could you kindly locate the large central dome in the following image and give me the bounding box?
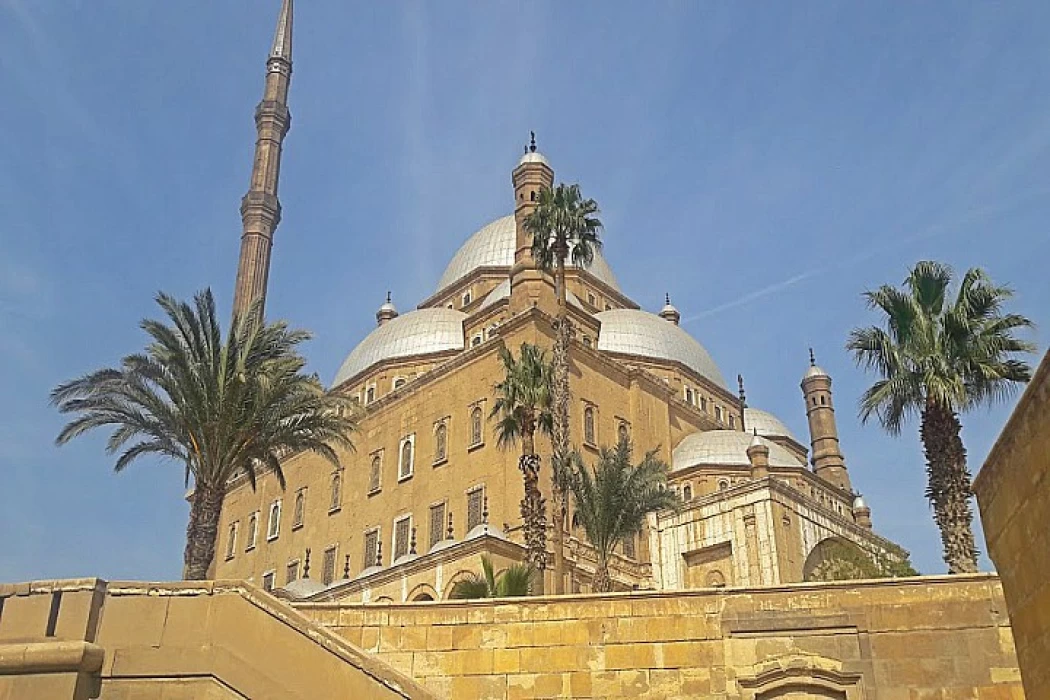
[435,215,621,293]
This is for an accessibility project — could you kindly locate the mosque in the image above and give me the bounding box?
[211,0,909,603]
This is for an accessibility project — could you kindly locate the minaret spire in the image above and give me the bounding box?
[232,0,294,321]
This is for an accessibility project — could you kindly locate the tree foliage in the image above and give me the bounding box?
[51,289,357,579]
[449,556,533,599]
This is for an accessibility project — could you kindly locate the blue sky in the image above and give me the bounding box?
[1,1,1047,581]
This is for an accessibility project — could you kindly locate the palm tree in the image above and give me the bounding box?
[490,342,554,592]
[449,556,533,599]
[567,439,678,592]
[523,182,603,594]
[847,261,1034,573]
[51,289,357,580]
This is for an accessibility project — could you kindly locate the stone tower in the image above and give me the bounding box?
[509,133,555,312]
[801,349,853,492]
[232,0,294,320]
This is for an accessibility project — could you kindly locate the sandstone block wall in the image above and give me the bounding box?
[0,578,434,700]
[301,574,1022,699]
[976,348,1050,699]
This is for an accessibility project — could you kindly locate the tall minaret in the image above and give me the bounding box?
[800,349,853,492]
[509,133,555,313]
[233,0,294,320]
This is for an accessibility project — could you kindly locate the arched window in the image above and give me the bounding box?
[365,386,375,404]
[718,479,729,492]
[267,500,281,540]
[470,407,483,446]
[368,455,382,493]
[728,414,736,429]
[393,377,406,390]
[700,397,707,412]
[587,293,596,306]
[471,335,482,347]
[292,489,305,528]
[225,521,238,560]
[618,422,629,443]
[462,291,472,306]
[583,406,596,445]
[329,472,342,512]
[582,335,592,348]
[820,394,826,405]
[715,406,724,423]
[685,387,694,404]
[571,512,580,531]
[705,570,726,588]
[399,437,415,480]
[683,485,692,501]
[246,512,258,550]
[434,422,448,463]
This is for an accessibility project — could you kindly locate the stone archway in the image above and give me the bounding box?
[406,582,438,602]
[802,538,881,582]
[737,655,864,700]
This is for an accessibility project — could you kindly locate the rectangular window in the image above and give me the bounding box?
[715,406,724,423]
[262,571,275,592]
[467,486,485,531]
[246,512,258,551]
[363,529,379,569]
[225,521,238,560]
[322,546,338,586]
[286,559,300,585]
[393,516,411,561]
[267,500,281,540]
[429,502,446,550]
[728,414,736,429]
[700,397,708,412]
[329,471,342,512]
[623,534,636,559]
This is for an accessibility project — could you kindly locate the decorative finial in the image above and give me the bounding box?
[529,131,537,153]
[483,496,489,525]
[447,511,454,540]
[738,374,746,403]
[809,347,816,366]
[303,547,311,579]
[375,540,382,567]
[665,292,671,305]
[343,554,351,579]
[410,526,417,555]
[386,290,391,303]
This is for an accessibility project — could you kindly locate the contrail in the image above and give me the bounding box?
[682,186,1050,325]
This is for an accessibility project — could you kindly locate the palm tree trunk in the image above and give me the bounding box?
[592,552,612,593]
[520,431,547,594]
[920,399,978,574]
[551,249,571,594]
[184,484,224,580]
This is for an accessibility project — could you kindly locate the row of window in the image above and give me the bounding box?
[683,386,735,427]
[253,486,488,593]
[581,403,630,447]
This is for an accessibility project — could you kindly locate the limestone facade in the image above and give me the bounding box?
[976,348,1050,698]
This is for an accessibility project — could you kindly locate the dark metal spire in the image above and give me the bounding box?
[738,374,747,432]
[809,347,816,366]
[529,131,537,153]
[270,0,293,63]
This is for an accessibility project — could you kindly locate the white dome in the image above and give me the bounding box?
[804,364,829,380]
[465,523,510,542]
[435,215,621,293]
[332,308,466,387]
[280,578,326,599]
[519,151,550,167]
[744,408,799,442]
[853,495,868,510]
[595,309,726,388]
[672,430,804,471]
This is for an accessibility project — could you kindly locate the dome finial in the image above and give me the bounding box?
[665,292,671,305]
[386,290,391,303]
[809,347,816,366]
[738,374,746,406]
[529,131,537,153]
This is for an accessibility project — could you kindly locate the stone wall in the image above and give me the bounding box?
[0,578,434,700]
[976,348,1050,699]
[301,574,1022,699]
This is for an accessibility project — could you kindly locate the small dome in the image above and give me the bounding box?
[375,292,398,325]
[596,309,726,388]
[332,308,466,387]
[392,553,419,567]
[355,565,384,580]
[804,364,829,380]
[435,215,620,294]
[659,294,681,324]
[429,538,458,554]
[853,495,868,510]
[744,408,799,442]
[747,432,768,451]
[465,523,510,542]
[673,430,803,471]
[519,150,550,167]
[280,578,326,599]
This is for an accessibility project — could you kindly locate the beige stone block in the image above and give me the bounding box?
[493,648,520,674]
[618,668,651,696]
[569,671,593,697]
[519,645,582,674]
[451,674,506,700]
[412,651,443,677]
[359,626,380,652]
[989,667,1021,684]
[0,595,53,641]
[426,625,453,651]
[446,648,493,675]
[505,622,534,648]
[591,670,621,697]
[451,623,482,650]
[378,626,402,652]
[94,596,168,649]
[533,620,590,646]
[605,643,656,670]
[532,672,566,697]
